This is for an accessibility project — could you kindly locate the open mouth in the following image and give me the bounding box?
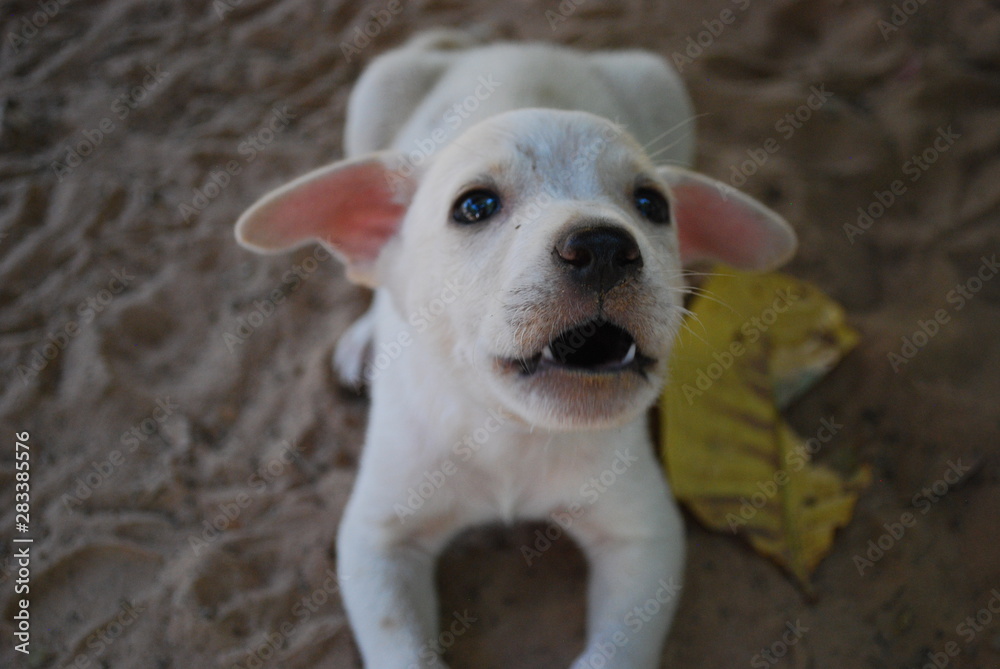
[514,320,653,375]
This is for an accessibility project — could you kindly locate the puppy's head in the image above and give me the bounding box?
[236,109,796,430]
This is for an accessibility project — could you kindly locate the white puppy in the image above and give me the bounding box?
[235,30,796,669]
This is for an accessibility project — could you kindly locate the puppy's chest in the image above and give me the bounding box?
[437,434,605,523]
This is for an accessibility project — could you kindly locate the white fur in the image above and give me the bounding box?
[235,30,797,669]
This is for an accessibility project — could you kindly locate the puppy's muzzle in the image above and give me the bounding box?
[555,224,643,294]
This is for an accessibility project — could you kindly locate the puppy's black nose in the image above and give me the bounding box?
[555,225,643,293]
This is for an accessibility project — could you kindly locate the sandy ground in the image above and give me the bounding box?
[1,0,999,667]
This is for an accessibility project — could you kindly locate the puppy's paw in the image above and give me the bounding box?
[333,309,374,388]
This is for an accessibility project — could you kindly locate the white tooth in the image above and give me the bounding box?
[542,345,555,362]
[621,342,637,366]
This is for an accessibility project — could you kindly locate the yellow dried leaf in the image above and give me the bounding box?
[662,268,869,587]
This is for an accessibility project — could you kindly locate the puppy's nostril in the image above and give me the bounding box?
[616,243,641,265]
[556,225,643,293]
[556,240,594,267]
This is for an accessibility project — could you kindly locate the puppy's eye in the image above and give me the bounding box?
[634,187,671,225]
[452,189,501,224]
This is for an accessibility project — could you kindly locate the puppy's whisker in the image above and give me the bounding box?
[677,319,712,349]
[640,113,708,152]
[677,269,737,280]
[683,286,739,316]
[675,306,711,342]
[646,136,694,161]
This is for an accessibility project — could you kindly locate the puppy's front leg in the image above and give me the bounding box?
[337,502,450,669]
[570,464,685,669]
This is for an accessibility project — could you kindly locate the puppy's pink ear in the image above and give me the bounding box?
[235,152,415,287]
[657,166,797,271]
